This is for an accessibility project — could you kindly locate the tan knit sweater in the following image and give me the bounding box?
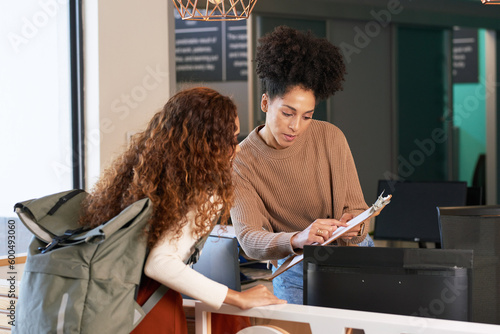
[230,120,369,261]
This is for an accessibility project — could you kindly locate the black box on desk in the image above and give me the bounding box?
[303,246,473,322]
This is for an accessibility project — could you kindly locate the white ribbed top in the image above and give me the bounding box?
[144,207,228,309]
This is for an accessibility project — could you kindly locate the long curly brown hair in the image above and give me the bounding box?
[79,87,239,247]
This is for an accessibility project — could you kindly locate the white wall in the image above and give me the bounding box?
[84,0,176,188]
[486,30,497,205]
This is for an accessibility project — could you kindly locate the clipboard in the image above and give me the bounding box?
[269,192,392,279]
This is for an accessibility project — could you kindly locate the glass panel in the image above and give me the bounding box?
[0,1,73,254]
[397,25,450,181]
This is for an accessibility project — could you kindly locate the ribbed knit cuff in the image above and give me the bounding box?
[278,231,300,256]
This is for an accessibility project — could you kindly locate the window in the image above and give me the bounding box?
[0,0,82,255]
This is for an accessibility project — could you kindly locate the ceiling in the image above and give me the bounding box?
[254,0,500,30]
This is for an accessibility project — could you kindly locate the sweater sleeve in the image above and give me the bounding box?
[144,211,228,310]
[231,169,297,261]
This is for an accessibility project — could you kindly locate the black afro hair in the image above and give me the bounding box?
[255,25,346,101]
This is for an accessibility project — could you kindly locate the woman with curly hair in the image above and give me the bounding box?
[79,87,285,333]
[230,26,374,304]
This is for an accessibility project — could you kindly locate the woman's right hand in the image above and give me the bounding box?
[290,218,349,250]
[224,285,287,310]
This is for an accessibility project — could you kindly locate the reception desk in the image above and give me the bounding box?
[191,300,500,334]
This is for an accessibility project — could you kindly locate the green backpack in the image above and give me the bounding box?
[12,190,164,334]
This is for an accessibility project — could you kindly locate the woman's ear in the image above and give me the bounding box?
[261,93,269,113]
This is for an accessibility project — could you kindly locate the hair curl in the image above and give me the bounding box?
[255,25,346,101]
[79,87,238,248]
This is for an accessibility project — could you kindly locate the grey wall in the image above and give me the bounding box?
[329,20,394,202]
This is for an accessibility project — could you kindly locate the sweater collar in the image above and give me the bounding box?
[246,122,312,160]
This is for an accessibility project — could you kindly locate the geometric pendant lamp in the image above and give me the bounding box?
[172,0,258,21]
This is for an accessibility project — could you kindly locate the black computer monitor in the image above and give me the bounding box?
[374,180,467,243]
[303,246,473,321]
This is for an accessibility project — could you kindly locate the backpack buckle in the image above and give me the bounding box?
[187,247,201,266]
[38,227,86,254]
[38,238,60,254]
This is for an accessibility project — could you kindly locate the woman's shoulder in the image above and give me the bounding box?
[308,120,353,159]
[236,129,259,158]
[310,120,346,140]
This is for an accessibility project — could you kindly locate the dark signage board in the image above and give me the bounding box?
[225,20,247,81]
[452,27,478,84]
[175,14,223,82]
[175,12,247,82]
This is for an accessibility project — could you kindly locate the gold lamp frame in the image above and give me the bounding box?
[482,0,500,4]
[171,0,258,21]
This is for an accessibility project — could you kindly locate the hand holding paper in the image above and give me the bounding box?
[269,192,392,279]
[320,192,391,246]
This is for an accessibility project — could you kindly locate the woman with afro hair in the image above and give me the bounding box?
[230,26,374,304]
[79,87,285,333]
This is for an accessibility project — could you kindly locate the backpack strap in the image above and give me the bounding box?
[186,214,221,265]
[186,231,212,266]
[46,189,85,215]
[141,284,170,315]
